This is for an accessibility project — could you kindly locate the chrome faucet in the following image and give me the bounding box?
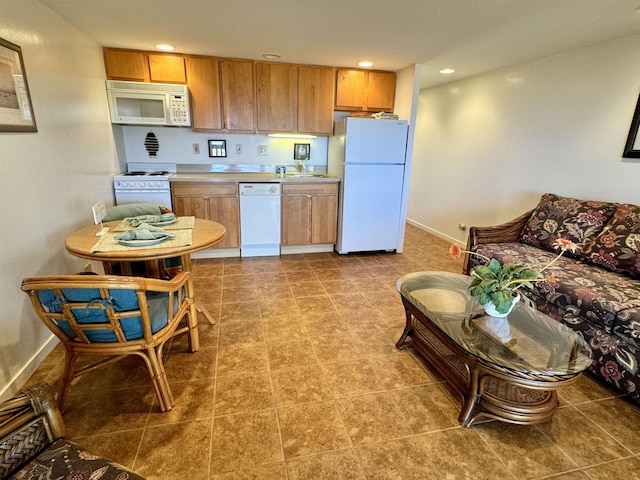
[299,160,308,176]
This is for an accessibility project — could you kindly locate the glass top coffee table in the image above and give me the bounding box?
[396,271,592,427]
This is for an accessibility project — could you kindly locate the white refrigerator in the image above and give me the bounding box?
[328,117,409,254]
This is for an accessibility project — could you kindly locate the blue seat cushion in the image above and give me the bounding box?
[37,289,172,342]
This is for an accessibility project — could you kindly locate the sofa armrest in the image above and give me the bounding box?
[462,209,534,274]
[0,383,67,479]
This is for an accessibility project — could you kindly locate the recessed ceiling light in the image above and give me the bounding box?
[439,68,455,74]
[263,53,281,59]
[358,61,373,68]
[155,44,175,51]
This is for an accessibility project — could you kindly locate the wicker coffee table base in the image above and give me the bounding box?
[396,298,582,427]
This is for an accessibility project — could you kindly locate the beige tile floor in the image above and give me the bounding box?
[24,225,640,479]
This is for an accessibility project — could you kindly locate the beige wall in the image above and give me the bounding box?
[409,33,640,245]
[0,0,119,399]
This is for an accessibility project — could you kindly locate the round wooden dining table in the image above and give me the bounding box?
[65,218,226,324]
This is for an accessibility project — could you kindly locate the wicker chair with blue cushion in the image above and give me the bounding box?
[20,272,199,412]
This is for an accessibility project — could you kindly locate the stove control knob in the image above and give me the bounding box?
[137,182,145,188]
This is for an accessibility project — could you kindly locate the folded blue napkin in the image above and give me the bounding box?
[124,213,176,227]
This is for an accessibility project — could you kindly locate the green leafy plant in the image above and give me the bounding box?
[450,238,577,314]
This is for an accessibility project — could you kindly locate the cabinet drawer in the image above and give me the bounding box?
[172,182,238,196]
[282,183,338,196]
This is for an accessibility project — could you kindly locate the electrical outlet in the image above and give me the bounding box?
[84,263,92,272]
[458,223,467,231]
[258,145,268,155]
[192,143,200,154]
[235,144,243,155]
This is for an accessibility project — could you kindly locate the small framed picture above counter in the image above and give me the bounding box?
[294,143,310,160]
[208,139,227,157]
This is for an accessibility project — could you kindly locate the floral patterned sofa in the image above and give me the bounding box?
[464,193,640,403]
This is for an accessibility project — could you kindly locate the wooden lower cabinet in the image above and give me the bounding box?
[282,183,338,246]
[172,182,239,249]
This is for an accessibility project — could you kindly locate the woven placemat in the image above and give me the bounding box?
[90,229,192,253]
[113,216,196,232]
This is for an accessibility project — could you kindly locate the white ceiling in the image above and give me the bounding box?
[39,0,640,88]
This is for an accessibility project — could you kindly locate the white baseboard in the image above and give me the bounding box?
[406,218,465,246]
[0,335,59,402]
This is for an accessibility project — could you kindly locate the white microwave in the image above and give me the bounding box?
[105,80,191,126]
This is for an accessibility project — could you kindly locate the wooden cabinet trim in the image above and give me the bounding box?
[172,182,238,196]
[282,183,338,195]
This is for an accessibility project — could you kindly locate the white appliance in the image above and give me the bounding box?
[113,170,174,209]
[239,183,281,257]
[106,80,191,126]
[328,117,408,254]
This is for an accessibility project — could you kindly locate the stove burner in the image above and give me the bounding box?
[124,171,146,176]
[149,171,169,176]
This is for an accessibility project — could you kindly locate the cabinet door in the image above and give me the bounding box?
[311,195,338,244]
[148,54,186,83]
[221,60,255,132]
[208,197,239,248]
[281,195,311,246]
[335,69,366,111]
[104,49,148,81]
[298,66,335,135]
[256,63,296,133]
[186,56,223,130]
[172,196,207,219]
[366,71,396,112]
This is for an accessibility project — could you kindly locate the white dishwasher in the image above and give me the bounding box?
[239,183,281,257]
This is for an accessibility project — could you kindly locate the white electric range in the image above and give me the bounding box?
[113,164,176,209]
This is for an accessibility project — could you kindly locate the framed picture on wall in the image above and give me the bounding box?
[0,37,37,132]
[294,143,310,160]
[208,139,227,157]
[623,93,640,158]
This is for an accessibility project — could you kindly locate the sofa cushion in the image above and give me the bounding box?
[585,203,640,279]
[471,242,640,348]
[519,193,617,257]
[12,438,145,480]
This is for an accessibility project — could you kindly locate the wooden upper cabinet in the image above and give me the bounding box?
[256,62,297,133]
[221,60,255,132]
[104,49,149,81]
[104,48,187,84]
[365,71,396,112]
[186,56,223,131]
[335,69,366,111]
[148,54,186,83]
[335,68,396,112]
[298,66,335,135]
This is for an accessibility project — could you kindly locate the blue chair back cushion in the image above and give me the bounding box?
[37,288,170,342]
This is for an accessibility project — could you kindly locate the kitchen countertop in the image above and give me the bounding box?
[171,172,340,183]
